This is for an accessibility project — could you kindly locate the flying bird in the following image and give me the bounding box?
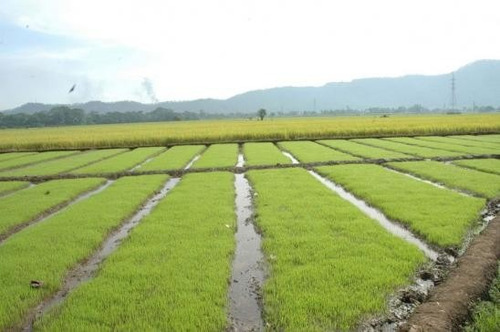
[68,84,76,93]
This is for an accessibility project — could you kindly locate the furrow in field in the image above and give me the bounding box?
[0,151,80,172]
[71,147,165,174]
[0,181,30,197]
[0,178,107,243]
[35,172,235,331]
[317,139,414,159]
[136,145,206,171]
[386,137,500,155]
[315,164,486,248]
[236,144,245,167]
[191,143,239,168]
[352,138,463,158]
[452,158,500,176]
[0,175,167,330]
[228,174,265,331]
[278,141,360,163]
[243,142,292,166]
[0,149,128,177]
[246,168,425,331]
[386,161,500,199]
[418,136,500,150]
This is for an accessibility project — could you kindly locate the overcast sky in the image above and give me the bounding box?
[1,0,499,110]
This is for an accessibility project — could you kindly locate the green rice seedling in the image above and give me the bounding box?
[137,145,205,171]
[243,142,291,166]
[0,181,30,196]
[71,147,165,174]
[191,143,238,168]
[0,151,79,171]
[278,141,360,163]
[246,168,425,331]
[316,164,485,247]
[452,159,500,176]
[0,178,105,237]
[0,152,37,163]
[386,137,499,155]
[0,175,168,329]
[451,134,500,144]
[318,139,413,159]
[418,136,500,150]
[36,172,235,331]
[387,161,500,198]
[352,138,462,158]
[0,149,127,177]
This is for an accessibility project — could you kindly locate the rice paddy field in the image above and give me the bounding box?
[0,124,499,331]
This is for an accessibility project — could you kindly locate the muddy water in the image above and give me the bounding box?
[281,151,300,164]
[228,174,265,331]
[308,171,439,261]
[23,178,181,330]
[184,155,200,169]
[236,153,245,167]
[130,156,155,171]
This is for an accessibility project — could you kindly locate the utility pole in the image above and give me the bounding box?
[450,73,457,110]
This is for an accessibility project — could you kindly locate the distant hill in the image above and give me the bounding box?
[4,60,500,114]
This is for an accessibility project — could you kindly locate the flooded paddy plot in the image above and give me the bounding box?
[318,139,413,159]
[135,145,205,171]
[0,151,78,172]
[278,141,359,163]
[452,158,500,176]
[191,143,238,168]
[387,160,500,198]
[0,175,167,330]
[243,142,291,166]
[352,138,463,158]
[386,137,500,156]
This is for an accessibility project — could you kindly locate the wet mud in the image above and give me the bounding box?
[228,174,265,331]
[129,148,167,172]
[22,177,181,331]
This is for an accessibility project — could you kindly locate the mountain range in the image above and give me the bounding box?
[4,59,500,114]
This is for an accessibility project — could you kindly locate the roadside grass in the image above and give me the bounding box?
[137,145,205,171]
[451,134,500,144]
[0,181,30,196]
[352,138,463,158]
[0,151,79,171]
[452,159,500,176]
[318,139,413,159]
[387,161,500,199]
[243,142,291,166]
[191,143,238,168]
[0,152,37,163]
[0,174,168,329]
[315,164,485,248]
[246,168,425,331]
[36,172,235,331]
[278,141,360,163]
[386,137,500,155]
[0,149,127,177]
[417,136,500,150]
[0,178,105,237]
[71,147,165,174]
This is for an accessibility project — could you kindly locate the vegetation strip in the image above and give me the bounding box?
[26,176,178,329]
[35,172,236,331]
[0,151,36,163]
[0,175,167,329]
[0,151,79,171]
[386,161,500,199]
[71,147,165,174]
[191,143,239,168]
[386,137,500,155]
[0,178,106,241]
[315,164,485,248]
[418,135,500,150]
[451,134,500,144]
[278,141,360,162]
[353,138,463,158]
[402,216,500,332]
[317,139,413,159]
[228,174,265,331]
[452,158,500,175]
[137,145,206,171]
[0,180,30,197]
[243,142,291,166]
[246,168,425,330]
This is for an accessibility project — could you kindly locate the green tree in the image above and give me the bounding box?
[258,108,267,121]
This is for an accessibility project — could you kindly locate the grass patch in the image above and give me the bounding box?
[137,145,205,171]
[315,164,485,247]
[387,161,500,199]
[243,142,291,166]
[191,143,238,168]
[352,138,462,158]
[36,172,235,331]
[71,147,164,174]
[0,181,30,196]
[318,139,413,159]
[278,141,359,162]
[386,137,499,155]
[0,175,168,329]
[0,151,78,171]
[247,168,425,331]
[453,159,500,176]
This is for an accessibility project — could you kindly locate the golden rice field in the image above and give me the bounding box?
[0,114,499,151]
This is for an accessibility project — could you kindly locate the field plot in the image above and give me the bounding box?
[452,158,500,175]
[451,134,500,144]
[316,164,485,247]
[71,147,164,174]
[246,168,424,330]
[417,136,500,150]
[352,138,462,158]
[318,139,413,159]
[243,142,291,166]
[191,143,238,168]
[37,172,235,331]
[0,181,30,196]
[278,141,359,163]
[0,175,167,329]
[385,137,500,155]
[0,178,105,237]
[0,152,36,163]
[0,151,78,171]
[136,145,205,171]
[0,149,127,177]
[387,161,500,198]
